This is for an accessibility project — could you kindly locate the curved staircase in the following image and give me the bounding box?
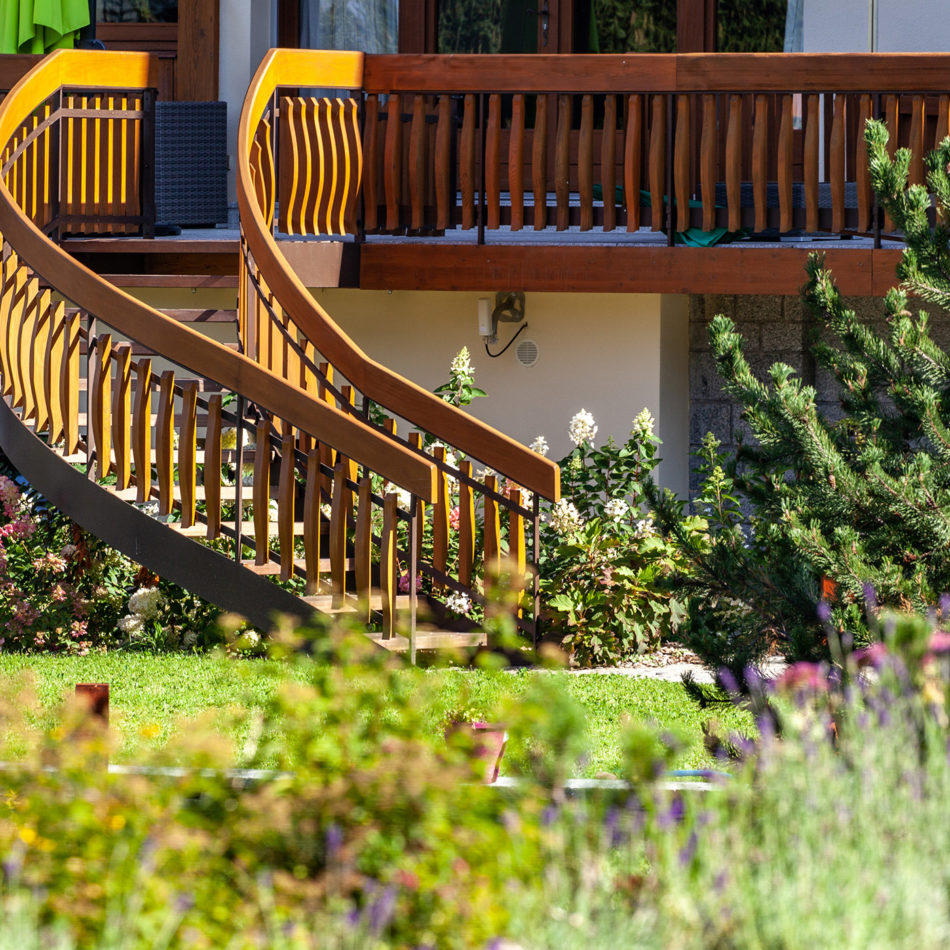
[0,50,559,657]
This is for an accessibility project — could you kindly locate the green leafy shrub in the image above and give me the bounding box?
[538,410,702,665]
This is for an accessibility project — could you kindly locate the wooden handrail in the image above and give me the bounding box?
[239,49,560,502]
[363,52,950,94]
[0,50,437,502]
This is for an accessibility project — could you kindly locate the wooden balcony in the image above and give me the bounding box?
[348,52,942,296]
[38,52,950,296]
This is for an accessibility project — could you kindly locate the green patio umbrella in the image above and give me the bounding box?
[1,0,90,55]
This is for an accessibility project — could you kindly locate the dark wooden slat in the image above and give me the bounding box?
[555,95,571,231]
[674,95,690,234]
[384,93,402,232]
[778,94,793,233]
[578,94,594,232]
[624,94,641,232]
[601,94,617,233]
[409,94,426,231]
[830,94,846,233]
[460,94,476,230]
[434,94,451,230]
[486,93,501,230]
[649,95,665,232]
[509,94,525,231]
[362,94,380,231]
[804,94,820,233]
[532,94,548,230]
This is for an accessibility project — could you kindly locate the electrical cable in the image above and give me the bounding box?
[484,321,528,358]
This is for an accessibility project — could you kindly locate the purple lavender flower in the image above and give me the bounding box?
[940,593,950,618]
[368,885,397,937]
[678,830,698,868]
[718,667,739,696]
[817,599,832,623]
[541,804,560,827]
[863,583,878,608]
[325,823,343,858]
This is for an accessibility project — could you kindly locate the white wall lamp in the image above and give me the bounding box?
[478,292,528,357]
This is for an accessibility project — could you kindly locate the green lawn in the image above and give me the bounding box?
[0,653,754,774]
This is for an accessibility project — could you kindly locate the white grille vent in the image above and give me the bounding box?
[515,338,539,367]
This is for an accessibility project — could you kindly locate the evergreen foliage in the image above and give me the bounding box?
[650,118,950,679]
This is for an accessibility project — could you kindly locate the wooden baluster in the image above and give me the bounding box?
[579,94,594,231]
[155,370,175,516]
[752,95,768,234]
[804,94,820,233]
[341,98,362,236]
[253,418,271,565]
[483,474,501,576]
[674,95,691,234]
[458,460,475,587]
[90,334,112,479]
[700,94,717,233]
[432,445,450,588]
[44,300,65,444]
[277,97,296,235]
[602,94,617,232]
[726,95,742,232]
[303,448,322,595]
[353,476,372,618]
[435,95,451,230]
[532,93,548,229]
[16,280,40,417]
[379,492,398,638]
[508,487,526,617]
[830,94,846,234]
[278,432,295,581]
[625,94,642,231]
[178,381,198,529]
[132,359,152,502]
[509,94,525,231]
[649,95,666,231]
[884,95,899,232]
[317,361,336,500]
[384,93,402,231]
[460,93,476,230]
[409,94,427,231]
[936,95,950,150]
[362,94,379,231]
[330,461,347,607]
[408,431,426,561]
[30,289,52,432]
[777,94,794,234]
[204,393,222,539]
[555,95,571,231]
[340,386,357,528]
[0,254,23,395]
[111,343,132,491]
[60,310,80,455]
[9,276,37,409]
[856,94,873,233]
[908,95,925,187]
[486,93,501,230]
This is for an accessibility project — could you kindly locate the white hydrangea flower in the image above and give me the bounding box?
[631,408,655,440]
[529,435,549,457]
[450,347,473,376]
[129,587,163,620]
[243,630,261,645]
[118,614,144,635]
[568,409,597,446]
[320,503,333,520]
[477,467,496,481]
[604,498,629,520]
[383,481,413,510]
[633,515,657,538]
[549,499,583,535]
[445,591,472,616]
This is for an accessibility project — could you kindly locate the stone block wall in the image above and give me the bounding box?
[686,292,931,492]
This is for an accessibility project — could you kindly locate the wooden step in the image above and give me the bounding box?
[169,520,307,537]
[367,630,488,652]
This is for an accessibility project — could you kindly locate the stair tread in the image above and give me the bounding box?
[367,630,488,652]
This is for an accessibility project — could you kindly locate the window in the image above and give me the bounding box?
[96,1,178,23]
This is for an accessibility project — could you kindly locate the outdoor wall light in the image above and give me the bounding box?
[478,292,528,357]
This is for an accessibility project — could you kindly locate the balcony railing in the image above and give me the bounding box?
[278,52,950,247]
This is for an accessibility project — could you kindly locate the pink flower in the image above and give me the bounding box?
[449,506,460,531]
[774,662,828,694]
[853,642,890,669]
[398,572,423,593]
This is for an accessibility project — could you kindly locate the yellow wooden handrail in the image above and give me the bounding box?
[238,48,560,502]
[0,50,437,502]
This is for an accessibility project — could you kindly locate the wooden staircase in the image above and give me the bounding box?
[0,49,559,657]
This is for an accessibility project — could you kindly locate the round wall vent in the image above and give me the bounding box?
[515,338,539,367]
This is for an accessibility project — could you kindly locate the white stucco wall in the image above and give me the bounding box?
[803,0,950,52]
[312,288,690,497]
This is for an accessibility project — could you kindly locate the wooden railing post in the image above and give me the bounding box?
[140,87,156,238]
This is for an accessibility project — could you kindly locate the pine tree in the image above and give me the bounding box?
[650,119,950,678]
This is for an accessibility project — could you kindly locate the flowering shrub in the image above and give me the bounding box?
[0,453,219,653]
[538,409,704,665]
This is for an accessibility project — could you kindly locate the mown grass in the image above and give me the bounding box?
[0,653,754,773]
